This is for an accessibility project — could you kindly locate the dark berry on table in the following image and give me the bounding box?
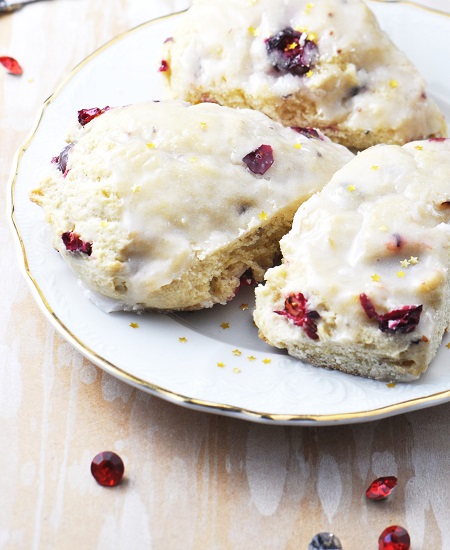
[90,451,124,487]
[78,106,110,126]
[61,231,92,256]
[360,293,422,334]
[266,27,319,76]
[242,144,274,175]
[275,292,320,340]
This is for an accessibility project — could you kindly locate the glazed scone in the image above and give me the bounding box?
[30,100,353,311]
[254,138,450,381]
[162,0,446,150]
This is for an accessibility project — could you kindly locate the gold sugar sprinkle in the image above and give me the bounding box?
[387,382,396,388]
[247,355,257,362]
[100,221,108,228]
[262,358,272,364]
[371,274,381,282]
[132,185,141,193]
[400,259,410,268]
[379,225,388,232]
[415,145,424,151]
[409,256,419,265]
[347,184,356,192]
[396,271,405,278]
[232,349,242,356]
[371,165,379,170]
[199,121,208,129]
[389,79,399,89]
[147,142,155,148]
[221,322,230,329]
[179,337,188,343]
[130,322,139,329]
[232,368,241,374]
[306,70,314,78]
[259,211,268,221]
[446,343,450,349]
[217,362,225,368]
[294,143,303,149]
[240,303,249,311]
[248,26,259,37]
[189,156,199,163]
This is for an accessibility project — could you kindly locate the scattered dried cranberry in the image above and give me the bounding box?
[78,106,110,126]
[378,525,410,550]
[360,294,422,334]
[366,476,398,501]
[0,56,23,75]
[242,144,274,175]
[276,292,320,340]
[91,451,124,487]
[62,231,92,256]
[429,137,448,142]
[291,127,323,140]
[266,27,319,76]
[159,59,169,72]
[51,143,73,174]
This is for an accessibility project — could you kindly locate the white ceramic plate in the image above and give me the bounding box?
[8,2,450,425]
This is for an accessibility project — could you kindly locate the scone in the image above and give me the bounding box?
[254,138,450,381]
[161,0,446,150]
[30,100,353,311]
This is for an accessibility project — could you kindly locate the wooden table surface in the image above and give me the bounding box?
[1,1,450,549]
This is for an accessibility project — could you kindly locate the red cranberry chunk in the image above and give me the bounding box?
[159,59,169,72]
[291,127,323,140]
[360,294,422,334]
[62,231,92,256]
[275,292,320,340]
[242,144,274,175]
[78,106,110,126]
[266,27,319,76]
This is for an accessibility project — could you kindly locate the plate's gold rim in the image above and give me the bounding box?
[8,8,450,425]
[370,0,450,17]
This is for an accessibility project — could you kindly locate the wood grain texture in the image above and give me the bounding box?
[1,1,449,549]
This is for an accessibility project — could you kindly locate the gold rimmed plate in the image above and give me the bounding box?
[7,4,450,425]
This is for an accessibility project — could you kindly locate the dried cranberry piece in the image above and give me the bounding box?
[378,525,410,550]
[158,59,169,72]
[291,127,323,140]
[266,27,319,76]
[62,231,92,256]
[78,106,110,126]
[366,476,398,501]
[360,293,422,334]
[0,56,23,75]
[242,144,274,175]
[51,143,73,174]
[275,292,320,340]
